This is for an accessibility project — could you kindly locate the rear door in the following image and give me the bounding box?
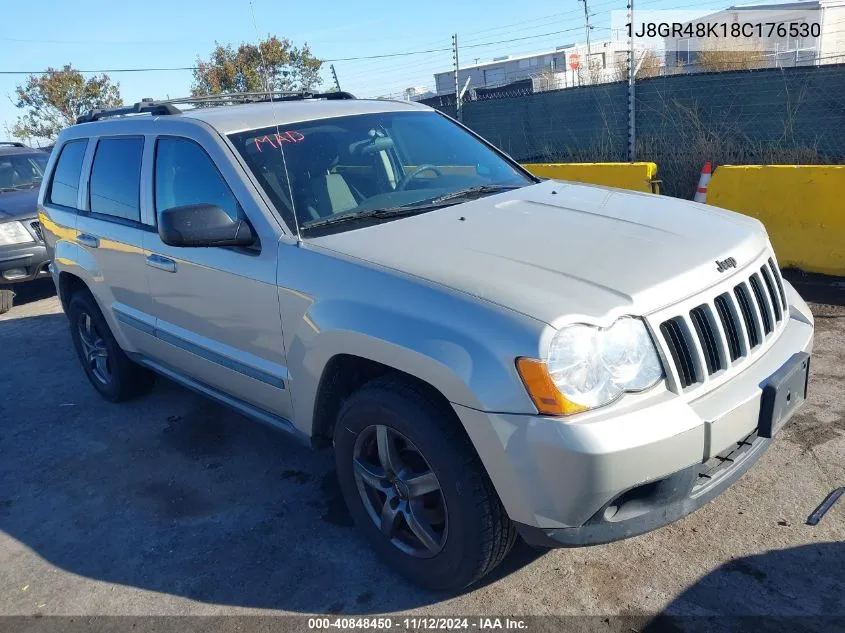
[74,136,155,354]
[140,134,293,422]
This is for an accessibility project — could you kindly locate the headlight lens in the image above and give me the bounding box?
[519,317,664,415]
[0,221,34,246]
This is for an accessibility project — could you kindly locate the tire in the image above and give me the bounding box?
[0,289,13,315]
[67,290,155,402]
[334,375,517,591]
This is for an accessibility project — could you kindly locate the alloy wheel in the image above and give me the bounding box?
[352,424,448,557]
[77,312,111,386]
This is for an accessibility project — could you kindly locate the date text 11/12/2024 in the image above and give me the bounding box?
[307,617,528,630]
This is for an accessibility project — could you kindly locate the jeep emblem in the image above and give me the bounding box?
[716,257,737,273]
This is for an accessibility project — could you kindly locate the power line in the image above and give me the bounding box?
[7,13,834,79]
[0,36,214,46]
[462,27,585,50]
[323,47,451,62]
[0,67,196,75]
[0,47,454,74]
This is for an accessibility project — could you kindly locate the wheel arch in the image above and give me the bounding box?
[58,270,90,312]
[310,353,464,447]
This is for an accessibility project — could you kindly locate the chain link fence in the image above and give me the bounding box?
[420,60,845,198]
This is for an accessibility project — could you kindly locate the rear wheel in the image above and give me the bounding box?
[67,290,155,402]
[334,375,516,590]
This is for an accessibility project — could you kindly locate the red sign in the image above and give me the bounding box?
[569,53,580,70]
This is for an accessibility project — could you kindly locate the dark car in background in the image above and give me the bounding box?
[0,142,51,314]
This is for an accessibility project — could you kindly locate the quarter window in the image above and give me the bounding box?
[89,138,144,221]
[48,140,88,208]
[154,138,240,221]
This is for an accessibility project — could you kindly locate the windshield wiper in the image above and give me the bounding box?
[422,183,524,204]
[300,184,526,231]
[301,202,454,231]
[0,183,39,192]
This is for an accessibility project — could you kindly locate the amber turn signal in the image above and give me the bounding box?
[515,357,588,416]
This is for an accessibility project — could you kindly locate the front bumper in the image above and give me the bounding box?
[0,239,50,285]
[517,428,772,547]
[453,281,814,546]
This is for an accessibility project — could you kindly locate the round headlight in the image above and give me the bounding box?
[546,317,664,411]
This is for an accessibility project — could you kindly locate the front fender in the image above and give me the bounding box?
[287,297,543,436]
[276,243,549,436]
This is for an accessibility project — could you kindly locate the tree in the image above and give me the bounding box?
[695,47,766,73]
[611,50,665,83]
[12,65,122,141]
[192,36,322,98]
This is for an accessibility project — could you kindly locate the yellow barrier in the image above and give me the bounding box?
[522,162,660,194]
[707,165,845,277]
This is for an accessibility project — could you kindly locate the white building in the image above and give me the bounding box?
[433,40,641,95]
[664,0,845,68]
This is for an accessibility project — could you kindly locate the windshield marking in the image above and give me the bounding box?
[253,131,305,152]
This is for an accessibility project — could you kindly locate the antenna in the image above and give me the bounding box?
[248,0,302,245]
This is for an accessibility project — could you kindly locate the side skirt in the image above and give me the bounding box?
[129,353,313,449]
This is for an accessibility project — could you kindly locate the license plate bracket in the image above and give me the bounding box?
[758,352,810,438]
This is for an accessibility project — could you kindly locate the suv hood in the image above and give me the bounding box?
[0,189,39,221]
[310,180,768,325]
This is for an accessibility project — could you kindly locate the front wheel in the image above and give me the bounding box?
[334,375,516,590]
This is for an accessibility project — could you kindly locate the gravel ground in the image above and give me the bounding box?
[0,278,842,628]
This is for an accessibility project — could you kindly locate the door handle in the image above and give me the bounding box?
[77,233,99,248]
[146,253,177,273]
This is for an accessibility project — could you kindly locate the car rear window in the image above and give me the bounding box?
[48,140,88,208]
[89,138,144,222]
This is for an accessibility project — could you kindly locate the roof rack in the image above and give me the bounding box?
[75,91,357,124]
[0,141,27,148]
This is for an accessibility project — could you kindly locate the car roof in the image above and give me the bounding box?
[0,145,48,157]
[183,98,431,134]
[73,98,432,136]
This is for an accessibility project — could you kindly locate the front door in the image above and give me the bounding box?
[141,135,293,422]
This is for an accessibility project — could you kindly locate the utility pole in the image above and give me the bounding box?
[452,33,462,122]
[579,0,593,68]
[330,64,342,91]
[627,0,636,161]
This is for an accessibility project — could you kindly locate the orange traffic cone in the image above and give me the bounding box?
[694,162,712,203]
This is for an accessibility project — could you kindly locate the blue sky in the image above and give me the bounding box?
[1,0,725,142]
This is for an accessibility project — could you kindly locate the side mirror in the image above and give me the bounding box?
[158,204,255,248]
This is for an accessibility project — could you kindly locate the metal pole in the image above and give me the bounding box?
[580,0,592,82]
[627,0,636,161]
[452,34,462,122]
[330,64,341,91]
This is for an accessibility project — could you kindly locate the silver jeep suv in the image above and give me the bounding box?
[39,93,814,590]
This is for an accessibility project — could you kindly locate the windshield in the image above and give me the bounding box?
[0,152,48,192]
[228,111,534,233]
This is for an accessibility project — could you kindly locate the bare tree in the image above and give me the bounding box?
[611,50,664,83]
[695,44,767,73]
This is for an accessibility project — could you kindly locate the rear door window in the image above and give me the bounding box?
[89,137,144,222]
[48,140,88,208]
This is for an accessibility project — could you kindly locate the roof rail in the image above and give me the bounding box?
[158,91,357,106]
[0,141,27,148]
[75,91,356,124]
[76,99,181,124]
